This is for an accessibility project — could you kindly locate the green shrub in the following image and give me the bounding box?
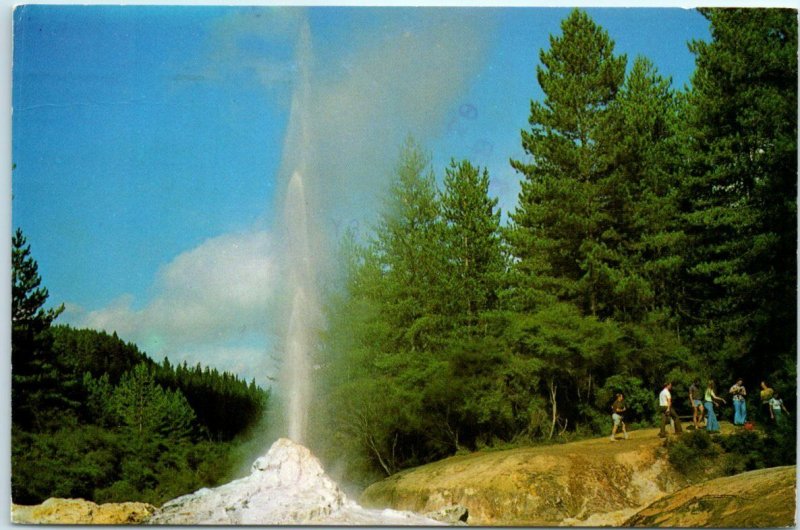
[667,429,719,474]
[681,428,714,453]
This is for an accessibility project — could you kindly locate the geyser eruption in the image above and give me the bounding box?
[284,171,316,443]
[143,12,497,526]
[278,21,319,445]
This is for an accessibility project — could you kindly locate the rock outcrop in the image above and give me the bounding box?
[11,498,156,525]
[623,465,796,528]
[147,438,442,525]
[361,428,687,526]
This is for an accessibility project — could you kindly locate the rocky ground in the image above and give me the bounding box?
[146,438,446,525]
[12,426,795,526]
[361,424,796,527]
[361,426,689,526]
[623,465,796,528]
[11,498,156,524]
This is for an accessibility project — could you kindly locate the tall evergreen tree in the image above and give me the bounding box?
[507,9,627,316]
[12,228,67,429]
[680,8,797,386]
[595,57,684,323]
[440,159,505,326]
[108,363,196,443]
[312,139,448,480]
[375,136,447,350]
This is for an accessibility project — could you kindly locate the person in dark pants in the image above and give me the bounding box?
[659,382,682,437]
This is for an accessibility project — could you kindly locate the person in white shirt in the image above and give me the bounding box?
[769,392,790,422]
[658,382,682,437]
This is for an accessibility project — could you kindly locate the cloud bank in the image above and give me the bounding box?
[66,230,279,382]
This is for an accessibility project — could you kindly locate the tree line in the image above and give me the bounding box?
[309,8,797,486]
[12,230,270,505]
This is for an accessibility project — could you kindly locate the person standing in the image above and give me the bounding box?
[610,393,629,441]
[689,379,705,429]
[769,392,790,423]
[704,380,726,433]
[760,381,775,423]
[659,382,682,438]
[729,379,747,425]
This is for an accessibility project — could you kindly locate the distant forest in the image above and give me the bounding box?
[308,8,797,485]
[12,228,270,505]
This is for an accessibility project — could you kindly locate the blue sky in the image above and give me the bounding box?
[12,6,711,384]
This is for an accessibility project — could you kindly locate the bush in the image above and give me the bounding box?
[717,430,767,474]
[677,421,798,479]
[666,429,719,474]
[11,426,122,505]
[763,417,796,467]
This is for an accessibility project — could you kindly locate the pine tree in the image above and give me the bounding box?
[12,228,67,429]
[439,159,505,326]
[375,136,447,350]
[680,8,797,385]
[595,56,684,323]
[312,139,448,479]
[109,362,196,449]
[507,9,627,316]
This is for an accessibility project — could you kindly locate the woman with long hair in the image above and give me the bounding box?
[704,380,726,433]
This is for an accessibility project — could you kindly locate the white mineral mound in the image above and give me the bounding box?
[147,438,443,525]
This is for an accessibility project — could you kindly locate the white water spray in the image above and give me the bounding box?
[279,22,319,445]
[284,172,316,443]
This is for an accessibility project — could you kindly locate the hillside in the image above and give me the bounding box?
[12,324,271,507]
[361,425,793,526]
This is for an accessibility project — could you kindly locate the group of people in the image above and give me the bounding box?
[609,379,790,442]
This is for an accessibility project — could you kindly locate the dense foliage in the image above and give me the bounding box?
[11,230,270,505]
[668,423,796,478]
[310,8,797,486]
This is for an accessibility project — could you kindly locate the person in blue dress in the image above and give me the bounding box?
[704,380,726,433]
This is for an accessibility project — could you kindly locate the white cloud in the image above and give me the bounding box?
[69,230,278,383]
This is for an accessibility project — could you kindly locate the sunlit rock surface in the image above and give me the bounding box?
[623,465,796,528]
[146,438,443,525]
[362,428,687,526]
[11,498,156,524]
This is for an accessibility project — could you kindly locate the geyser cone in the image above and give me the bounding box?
[147,439,443,525]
